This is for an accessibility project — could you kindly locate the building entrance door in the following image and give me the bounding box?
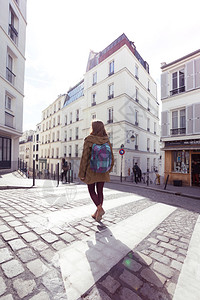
[191,154,200,186]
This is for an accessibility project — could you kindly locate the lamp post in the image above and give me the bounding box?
[120,144,124,182]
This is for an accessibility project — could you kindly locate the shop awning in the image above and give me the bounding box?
[162,146,200,151]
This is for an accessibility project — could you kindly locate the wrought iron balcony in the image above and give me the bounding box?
[170,128,186,135]
[6,67,16,85]
[170,86,185,96]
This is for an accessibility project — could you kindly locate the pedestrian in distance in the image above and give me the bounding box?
[78,120,114,222]
[61,158,68,183]
[133,162,141,184]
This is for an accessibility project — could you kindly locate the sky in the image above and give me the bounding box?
[23,0,200,131]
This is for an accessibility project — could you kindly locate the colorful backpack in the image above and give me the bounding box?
[90,143,112,173]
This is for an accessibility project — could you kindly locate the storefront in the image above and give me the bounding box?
[163,139,200,186]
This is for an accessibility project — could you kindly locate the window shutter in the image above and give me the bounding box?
[186,60,194,91]
[194,103,200,133]
[161,111,169,137]
[194,58,200,88]
[161,72,168,99]
[186,105,193,134]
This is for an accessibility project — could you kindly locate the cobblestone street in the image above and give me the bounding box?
[0,182,200,299]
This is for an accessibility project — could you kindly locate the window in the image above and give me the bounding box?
[148,80,150,92]
[172,150,189,173]
[92,113,96,120]
[147,118,150,131]
[92,93,96,106]
[75,127,79,139]
[135,134,138,150]
[147,138,150,151]
[109,60,114,75]
[54,104,56,113]
[135,110,138,126]
[108,131,113,146]
[108,83,114,99]
[58,101,61,110]
[70,112,72,123]
[65,115,67,125]
[5,94,12,110]
[36,144,38,151]
[56,148,59,158]
[93,72,97,85]
[57,115,60,125]
[64,131,67,141]
[69,145,72,157]
[75,144,78,157]
[171,109,186,135]
[154,141,156,153]
[6,54,15,85]
[76,109,79,121]
[57,131,59,141]
[52,148,54,158]
[135,87,139,102]
[64,146,67,156]
[9,6,18,44]
[147,98,150,111]
[147,157,150,171]
[135,65,139,79]
[0,137,11,169]
[52,132,55,142]
[46,122,48,130]
[154,122,156,134]
[69,129,72,141]
[171,69,185,95]
[49,120,51,129]
[108,107,113,123]
[53,118,55,127]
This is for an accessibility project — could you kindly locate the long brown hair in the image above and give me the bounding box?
[90,120,107,137]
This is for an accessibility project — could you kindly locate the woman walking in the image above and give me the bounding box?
[78,120,114,222]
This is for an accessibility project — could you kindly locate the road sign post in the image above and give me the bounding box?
[119,148,125,182]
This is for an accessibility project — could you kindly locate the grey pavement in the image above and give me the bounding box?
[0,175,200,299]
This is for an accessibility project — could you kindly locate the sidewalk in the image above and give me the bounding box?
[0,172,200,200]
[110,177,200,200]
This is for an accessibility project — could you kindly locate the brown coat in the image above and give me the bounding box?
[78,134,114,185]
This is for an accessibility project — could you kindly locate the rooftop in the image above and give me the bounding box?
[161,49,200,69]
[86,33,149,73]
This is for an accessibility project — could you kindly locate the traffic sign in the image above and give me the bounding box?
[119,148,125,155]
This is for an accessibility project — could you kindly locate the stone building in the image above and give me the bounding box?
[161,49,200,186]
[0,0,27,172]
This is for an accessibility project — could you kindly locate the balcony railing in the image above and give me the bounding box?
[135,145,138,150]
[107,119,113,124]
[6,67,16,85]
[170,86,185,96]
[91,102,96,106]
[170,128,186,135]
[108,94,114,100]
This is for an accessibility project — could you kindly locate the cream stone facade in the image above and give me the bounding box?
[32,123,41,173]
[19,130,34,173]
[0,0,27,172]
[38,34,160,180]
[39,94,66,175]
[161,50,200,186]
[83,34,159,178]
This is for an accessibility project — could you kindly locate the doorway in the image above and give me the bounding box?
[191,154,200,186]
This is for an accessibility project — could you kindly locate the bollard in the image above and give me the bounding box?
[164,174,169,190]
[57,163,59,187]
[33,160,35,186]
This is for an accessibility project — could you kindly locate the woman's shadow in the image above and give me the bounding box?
[82,223,172,300]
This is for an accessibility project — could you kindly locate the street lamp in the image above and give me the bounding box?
[126,130,135,143]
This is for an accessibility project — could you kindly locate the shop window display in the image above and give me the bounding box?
[172,150,189,173]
